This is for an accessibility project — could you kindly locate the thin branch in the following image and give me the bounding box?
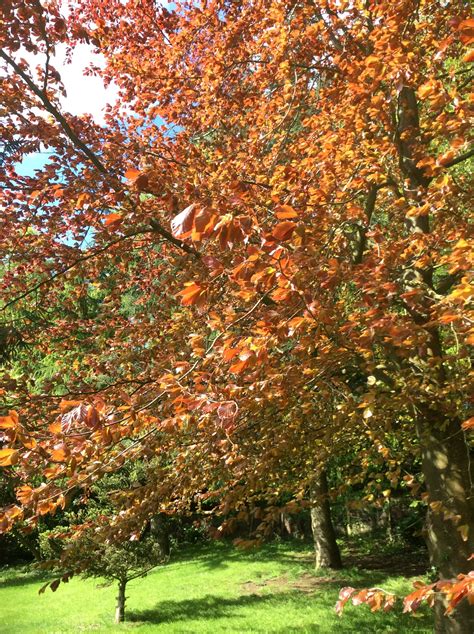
[149,219,200,256]
[442,146,474,169]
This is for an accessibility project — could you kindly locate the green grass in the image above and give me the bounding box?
[0,541,432,633]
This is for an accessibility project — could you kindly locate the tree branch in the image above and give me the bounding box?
[1,48,197,257]
[442,147,474,169]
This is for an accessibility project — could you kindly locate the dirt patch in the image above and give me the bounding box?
[241,572,335,595]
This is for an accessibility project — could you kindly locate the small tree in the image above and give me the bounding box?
[60,533,166,623]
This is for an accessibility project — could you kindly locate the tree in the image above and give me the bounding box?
[41,532,165,623]
[1,2,473,631]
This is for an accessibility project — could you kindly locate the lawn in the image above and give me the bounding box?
[0,541,433,633]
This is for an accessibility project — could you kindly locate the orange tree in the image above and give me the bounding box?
[1,1,473,631]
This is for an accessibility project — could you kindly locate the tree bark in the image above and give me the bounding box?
[416,411,474,633]
[310,470,343,569]
[115,578,127,624]
[394,85,474,632]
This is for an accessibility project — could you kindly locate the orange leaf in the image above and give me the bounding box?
[50,444,68,462]
[104,213,123,227]
[125,168,149,190]
[272,221,296,241]
[0,415,16,429]
[223,347,240,361]
[0,448,19,466]
[16,485,33,504]
[124,168,141,180]
[462,417,474,431]
[458,19,474,45]
[463,49,474,63]
[59,400,82,413]
[178,282,205,306]
[275,204,298,219]
[48,420,63,434]
[229,358,249,374]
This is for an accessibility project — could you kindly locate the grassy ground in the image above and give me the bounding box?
[0,541,433,633]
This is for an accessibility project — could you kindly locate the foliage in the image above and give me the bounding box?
[48,532,165,588]
[336,571,474,618]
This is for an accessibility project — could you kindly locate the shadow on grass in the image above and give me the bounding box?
[128,590,432,632]
[173,540,428,578]
[0,567,48,589]
[128,592,275,624]
[173,540,314,571]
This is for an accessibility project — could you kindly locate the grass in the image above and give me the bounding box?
[0,540,433,633]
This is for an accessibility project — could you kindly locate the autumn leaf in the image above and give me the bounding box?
[275,204,298,219]
[272,221,296,241]
[461,417,474,431]
[16,486,33,505]
[124,168,149,190]
[50,443,68,462]
[0,448,19,467]
[178,281,206,306]
[0,415,16,429]
[124,168,141,180]
[104,213,123,227]
[171,204,197,238]
[48,420,63,434]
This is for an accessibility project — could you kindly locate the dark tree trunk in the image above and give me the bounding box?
[310,470,342,569]
[115,578,127,624]
[150,513,171,557]
[416,411,474,633]
[394,86,474,633]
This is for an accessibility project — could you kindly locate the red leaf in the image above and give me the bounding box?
[50,578,61,592]
[217,401,238,420]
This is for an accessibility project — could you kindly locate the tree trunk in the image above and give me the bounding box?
[115,578,127,624]
[394,86,474,632]
[150,513,171,557]
[416,411,474,633]
[310,470,342,569]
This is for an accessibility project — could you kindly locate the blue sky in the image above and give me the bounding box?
[15,152,52,176]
